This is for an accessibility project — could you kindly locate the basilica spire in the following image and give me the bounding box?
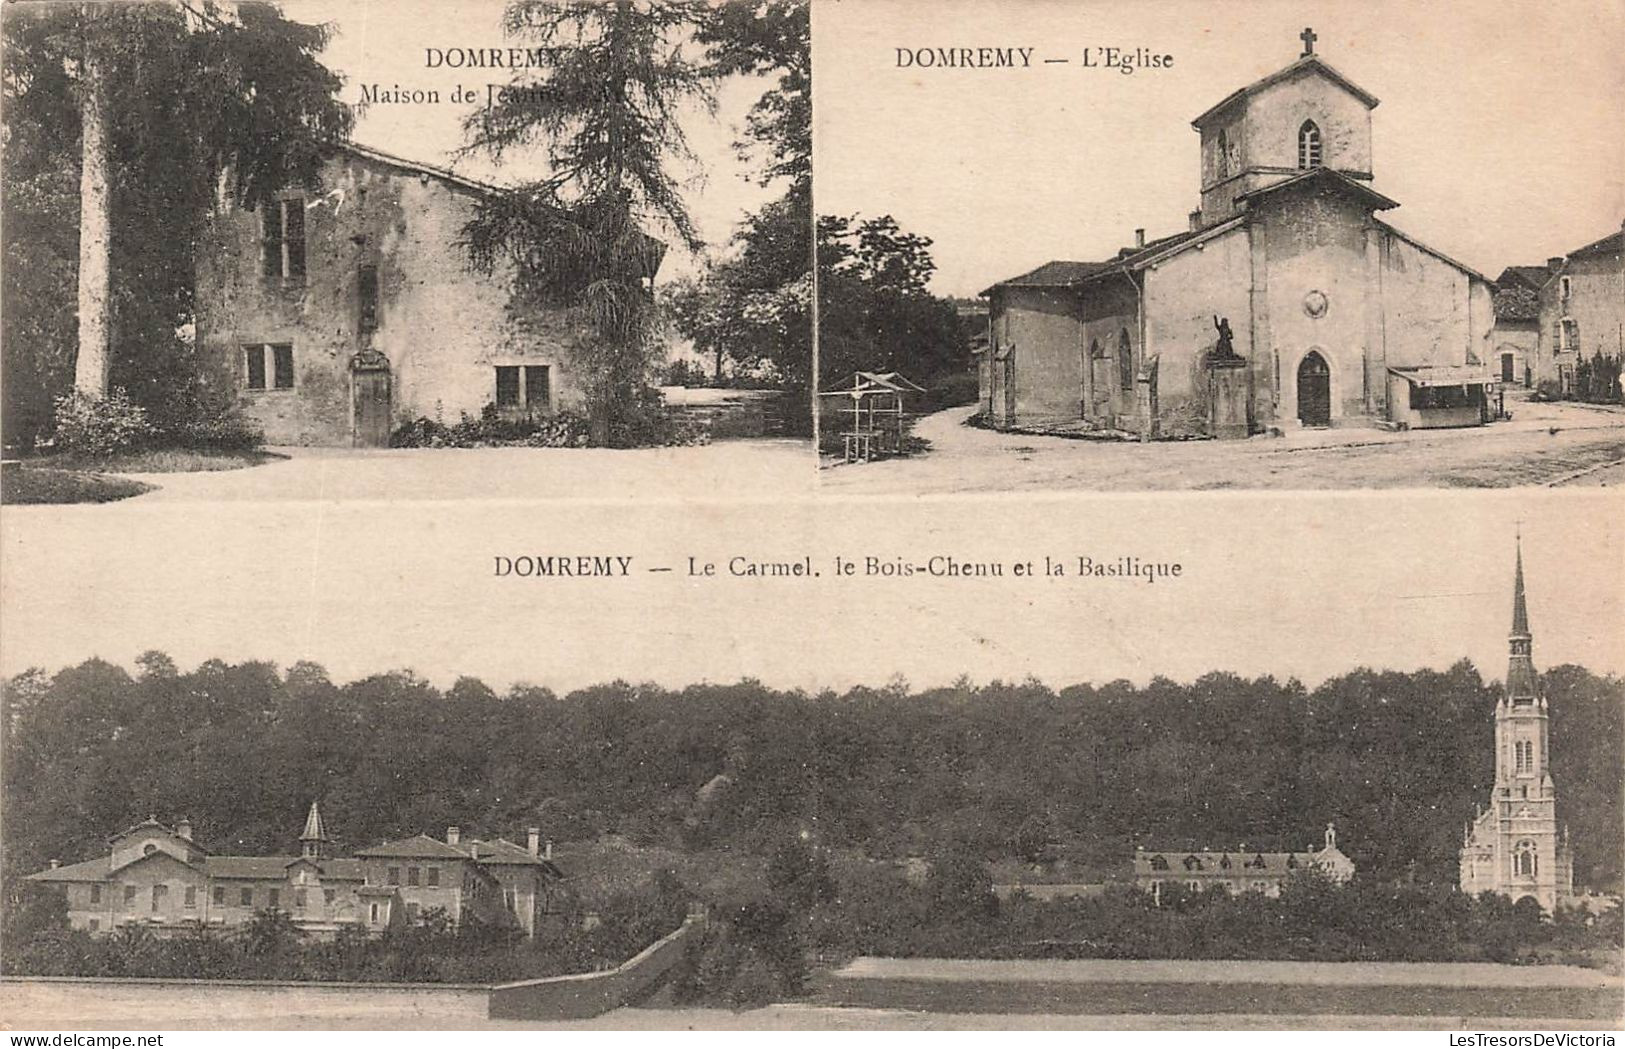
[1506,534,1538,705]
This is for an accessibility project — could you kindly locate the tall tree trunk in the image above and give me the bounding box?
[73,25,111,397]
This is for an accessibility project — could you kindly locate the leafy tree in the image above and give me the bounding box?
[461,0,713,446]
[1,1,351,447]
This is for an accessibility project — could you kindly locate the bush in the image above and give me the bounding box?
[665,359,710,387]
[391,405,593,449]
[170,404,264,451]
[919,371,981,414]
[1532,379,1565,402]
[50,388,151,457]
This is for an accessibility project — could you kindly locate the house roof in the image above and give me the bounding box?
[1133,848,1325,875]
[204,856,364,881]
[1566,229,1623,261]
[1496,266,1553,292]
[354,834,478,860]
[105,817,213,855]
[1387,364,1491,387]
[467,838,565,876]
[980,221,1245,298]
[1192,54,1379,129]
[1493,284,1541,322]
[27,856,114,883]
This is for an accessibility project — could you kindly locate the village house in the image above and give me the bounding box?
[1133,824,1355,904]
[24,802,565,940]
[1488,266,1547,389]
[195,142,662,447]
[977,29,1495,438]
[1532,229,1624,395]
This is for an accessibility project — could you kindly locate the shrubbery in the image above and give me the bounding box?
[391,398,709,450]
[50,389,152,457]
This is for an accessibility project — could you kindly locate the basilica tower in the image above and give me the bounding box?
[1459,539,1574,911]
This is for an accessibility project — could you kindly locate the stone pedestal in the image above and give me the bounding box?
[1207,356,1251,440]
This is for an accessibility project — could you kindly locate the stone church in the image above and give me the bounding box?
[977,30,1495,438]
[1458,541,1575,913]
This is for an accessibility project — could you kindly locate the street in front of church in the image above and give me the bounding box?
[821,391,1625,493]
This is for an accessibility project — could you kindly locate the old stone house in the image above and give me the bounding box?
[1133,824,1355,904]
[1489,266,1548,388]
[195,142,661,447]
[25,802,565,940]
[1533,230,1624,394]
[977,30,1494,438]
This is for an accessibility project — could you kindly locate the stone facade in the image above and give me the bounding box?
[1458,543,1576,913]
[1134,824,1355,903]
[978,36,1493,437]
[1534,231,1625,393]
[26,803,564,939]
[194,143,625,447]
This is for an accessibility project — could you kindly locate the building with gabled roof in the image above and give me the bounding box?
[1533,228,1624,397]
[1134,824,1355,904]
[976,29,1493,438]
[24,804,564,940]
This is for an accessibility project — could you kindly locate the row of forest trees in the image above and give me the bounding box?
[5,655,1621,897]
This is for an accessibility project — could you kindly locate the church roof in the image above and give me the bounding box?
[26,856,116,883]
[1191,53,1379,130]
[1236,167,1399,212]
[1512,539,1530,637]
[205,856,364,881]
[354,833,478,860]
[300,800,329,843]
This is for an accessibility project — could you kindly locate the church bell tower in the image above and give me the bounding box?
[1459,537,1573,911]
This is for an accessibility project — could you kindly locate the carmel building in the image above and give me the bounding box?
[1134,824,1355,904]
[24,802,565,939]
[978,29,1494,438]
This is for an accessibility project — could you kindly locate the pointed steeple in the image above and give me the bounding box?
[299,800,330,859]
[1506,534,1538,705]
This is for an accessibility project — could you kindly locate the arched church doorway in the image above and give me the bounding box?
[1297,351,1331,427]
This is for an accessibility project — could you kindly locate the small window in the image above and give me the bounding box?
[504,888,516,911]
[144,843,158,856]
[268,888,280,910]
[407,866,420,887]
[324,889,336,905]
[359,264,380,332]
[151,884,167,912]
[495,366,521,407]
[294,889,307,909]
[124,885,138,905]
[1149,855,1169,871]
[89,919,100,932]
[1215,128,1230,178]
[240,887,253,907]
[1559,276,1571,301]
[406,902,420,921]
[214,886,225,905]
[245,344,267,390]
[369,902,380,923]
[1183,855,1204,872]
[90,884,103,904]
[271,344,294,390]
[262,199,307,280]
[184,886,197,908]
[525,365,551,409]
[1298,121,1322,169]
[426,867,440,887]
[387,867,401,886]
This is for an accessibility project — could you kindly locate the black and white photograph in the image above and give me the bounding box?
[1,0,813,506]
[813,0,1624,492]
[1,0,1623,1040]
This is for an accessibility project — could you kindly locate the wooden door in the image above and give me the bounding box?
[1296,351,1331,427]
[1501,353,1515,383]
[352,365,392,447]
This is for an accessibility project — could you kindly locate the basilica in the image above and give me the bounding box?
[1458,542,1576,912]
[978,30,1495,438]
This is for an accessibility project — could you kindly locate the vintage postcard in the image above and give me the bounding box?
[814,0,1624,493]
[2,0,1623,1039]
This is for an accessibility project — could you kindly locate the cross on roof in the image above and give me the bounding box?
[1300,27,1317,57]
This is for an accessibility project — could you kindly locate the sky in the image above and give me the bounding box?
[813,0,1625,296]
[3,492,1619,694]
[278,0,782,281]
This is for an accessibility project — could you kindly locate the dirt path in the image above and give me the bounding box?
[821,400,1625,493]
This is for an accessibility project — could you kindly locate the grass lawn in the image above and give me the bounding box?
[1,465,156,505]
[31,447,282,473]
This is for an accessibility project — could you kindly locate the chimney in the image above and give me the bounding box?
[446,825,460,846]
[49,859,60,869]
[1134,228,1146,249]
[1547,256,1564,273]
[527,827,541,858]
[176,819,192,841]
[545,839,554,861]
[1188,211,1202,232]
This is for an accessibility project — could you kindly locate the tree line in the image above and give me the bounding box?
[5,654,1620,897]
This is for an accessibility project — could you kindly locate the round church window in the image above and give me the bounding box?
[1304,290,1329,318]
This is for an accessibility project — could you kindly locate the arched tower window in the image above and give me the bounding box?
[1298,120,1323,170]
[1215,128,1230,178]
[1515,740,1534,774]
[1118,329,1134,392]
[1513,840,1538,878]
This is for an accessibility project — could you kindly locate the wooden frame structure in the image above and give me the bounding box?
[820,371,926,462]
